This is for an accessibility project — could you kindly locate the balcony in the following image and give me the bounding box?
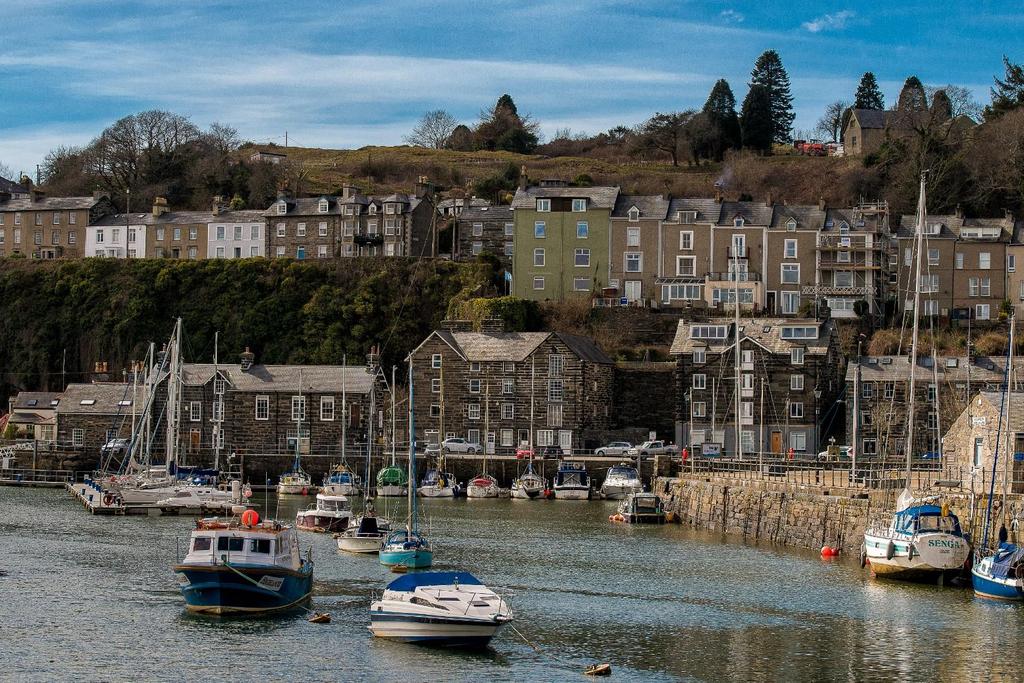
[801,285,870,297]
[819,255,879,269]
[354,234,384,246]
[728,246,748,258]
[705,271,761,282]
[818,234,877,250]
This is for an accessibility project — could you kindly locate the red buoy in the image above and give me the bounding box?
[820,545,838,557]
[302,486,309,496]
[241,509,260,526]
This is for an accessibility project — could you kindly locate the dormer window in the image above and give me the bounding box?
[276,201,287,215]
[839,221,850,235]
[572,198,587,212]
[536,198,551,212]
[369,204,377,214]
[628,207,640,222]
[318,199,329,213]
[733,217,744,227]
[786,218,797,231]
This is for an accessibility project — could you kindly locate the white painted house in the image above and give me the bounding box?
[85,215,148,258]
[207,210,266,258]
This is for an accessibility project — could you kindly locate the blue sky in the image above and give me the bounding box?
[0,0,1019,176]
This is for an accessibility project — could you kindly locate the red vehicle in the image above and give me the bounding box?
[794,139,827,156]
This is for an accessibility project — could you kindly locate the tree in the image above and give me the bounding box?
[854,72,885,110]
[815,100,850,142]
[749,50,795,144]
[740,85,773,152]
[986,56,1024,120]
[700,79,742,160]
[897,76,927,111]
[0,160,13,180]
[926,85,981,120]
[404,109,460,149]
[635,111,694,166]
[446,125,475,151]
[475,94,539,154]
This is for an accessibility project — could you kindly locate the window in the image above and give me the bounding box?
[862,383,874,399]
[741,430,756,452]
[781,326,817,340]
[679,231,693,250]
[504,242,514,256]
[573,248,591,267]
[733,217,744,227]
[190,401,201,422]
[690,325,728,340]
[215,246,225,258]
[919,274,939,293]
[318,245,328,258]
[977,304,991,320]
[791,374,804,390]
[504,222,514,236]
[663,284,702,302]
[573,277,590,291]
[468,404,480,420]
[692,401,706,417]
[469,379,481,394]
[501,429,514,446]
[627,227,640,247]
[276,246,285,257]
[928,248,940,266]
[297,223,306,237]
[431,379,441,393]
[173,227,181,241]
[693,373,707,389]
[35,213,42,226]
[534,248,545,267]
[276,223,286,237]
[502,403,514,420]
[790,432,807,451]
[254,395,270,420]
[536,199,551,212]
[319,222,328,237]
[692,349,706,364]
[533,277,545,290]
[572,198,587,212]
[625,252,642,272]
[835,271,854,288]
[576,221,589,238]
[981,277,991,296]
[781,264,799,284]
[472,222,483,237]
[503,362,515,373]
[431,354,442,369]
[781,292,800,314]
[502,378,514,394]
[837,250,851,263]
[69,212,76,225]
[791,348,805,365]
[549,354,564,376]
[211,400,223,422]
[50,229,59,245]
[13,228,20,243]
[72,428,84,446]
[471,242,483,255]
[534,221,546,238]
[547,403,563,427]
[863,438,877,455]
[676,256,696,276]
[955,252,963,269]
[784,239,797,258]
[33,230,41,245]
[276,201,287,215]
[291,396,306,421]
[904,248,912,266]
[318,199,329,213]
[189,246,199,259]
[1010,254,1017,273]
[251,225,260,240]
[429,404,441,418]
[14,213,20,226]
[969,277,979,296]
[786,218,797,231]
[980,252,991,269]
[320,396,335,421]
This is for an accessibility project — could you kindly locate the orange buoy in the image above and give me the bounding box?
[820,545,838,557]
[241,509,260,526]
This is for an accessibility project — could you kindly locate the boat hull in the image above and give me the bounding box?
[295,513,350,533]
[510,486,543,499]
[368,612,505,647]
[277,484,314,496]
[379,549,434,568]
[321,483,359,497]
[864,531,970,582]
[972,566,1024,600]
[337,534,385,554]
[175,563,313,616]
[376,485,407,497]
[466,485,498,498]
[554,486,590,500]
[418,486,456,498]
[600,484,642,500]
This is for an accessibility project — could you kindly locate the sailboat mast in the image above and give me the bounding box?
[408,361,416,535]
[342,354,347,462]
[391,365,397,461]
[530,357,536,449]
[213,330,220,471]
[484,381,490,475]
[295,368,303,470]
[733,240,742,459]
[907,172,927,480]
[1003,317,1015,525]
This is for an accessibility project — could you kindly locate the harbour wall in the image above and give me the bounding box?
[655,476,1024,553]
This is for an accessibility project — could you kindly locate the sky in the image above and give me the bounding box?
[0,0,1020,177]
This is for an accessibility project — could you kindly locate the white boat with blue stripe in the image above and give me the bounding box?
[368,571,513,647]
[973,544,1024,600]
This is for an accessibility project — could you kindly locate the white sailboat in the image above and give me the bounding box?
[511,461,547,500]
[278,369,314,496]
[467,382,499,498]
[861,173,971,581]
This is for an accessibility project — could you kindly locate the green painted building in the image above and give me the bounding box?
[511,183,619,300]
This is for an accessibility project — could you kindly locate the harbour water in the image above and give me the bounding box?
[2,487,1022,682]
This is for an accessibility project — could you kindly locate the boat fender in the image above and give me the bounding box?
[907,543,916,560]
[103,494,114,506]
[859,544,867,569]
[886,541,896,561]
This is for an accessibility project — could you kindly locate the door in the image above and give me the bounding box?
[624,280,642,302]
[559,430,573,454]
[766,292,776,314]
[771,430,782,454]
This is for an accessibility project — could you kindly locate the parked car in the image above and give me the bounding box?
[516,445,562,459]
[593,440,630,456]
[817,446,853,462]
[627,441,679,458]
[100,438,130,457]
[439,437,482,454]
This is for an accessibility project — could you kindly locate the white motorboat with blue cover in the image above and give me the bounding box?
[553,461,590,500]
[368,571,512,647]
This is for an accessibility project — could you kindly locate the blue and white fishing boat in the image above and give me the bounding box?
[972,319,1024,600]
[368,571,513,647]
[380,364,433,569]
[174,511,314,615]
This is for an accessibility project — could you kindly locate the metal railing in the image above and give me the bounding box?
[0,467,77,484]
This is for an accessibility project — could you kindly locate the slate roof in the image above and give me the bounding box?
[894,215,1014,239]
[0,176,29,195]
[845,356,1009,384]
[717,201,774,226]
[0,196,101,212]
[771,205,826,229]
[180,363,374,393]
[459,205,513,222]
[57,383,134,415]
[438,197,491,211]
[9,392,61,409]
[265,197,343,217]
[611,195,670,219]
[417,331,612,364]
[666,198,724,224]
[93,210,265,226]
[670,318,834,355]
[851,109,890,129]
[977,392,1024,431]
[511,186,619,210]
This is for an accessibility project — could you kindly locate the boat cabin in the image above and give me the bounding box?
[183,520,301,569]
[890,505,964,536]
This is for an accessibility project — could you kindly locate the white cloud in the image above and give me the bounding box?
[0,123,98,178]
[719,9,744,23]
[802,10,855,33]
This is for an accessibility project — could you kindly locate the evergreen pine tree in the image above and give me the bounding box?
[740,85,773,153]
[702,79,742,158]
[897,76,927,111]
[854,72,885,109]
[985,55,1024,120]
[749,50,795,144]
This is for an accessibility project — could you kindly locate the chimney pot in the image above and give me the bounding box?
[519,165,528,191]
[31,188,45,202]
[765,192,773,207]
[240,347,255,371]
[818,197,826,211]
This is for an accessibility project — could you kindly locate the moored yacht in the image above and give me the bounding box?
[376,465,408,497]
[862,503,971,582]
[278,458,314,496]
[321,464,360,497]
[337,509,392,554]
[510,463,547,500]
[418,469,459,498]
[615,492,666,523]
[972,543,1024,601]
[466,474,499,499]
[553,461,590,500]
[174,510,314,615]
[600,462,643,500]
[295,493,352,533]
[368,571,513,647]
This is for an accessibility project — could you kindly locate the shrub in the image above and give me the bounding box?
[975,331,1008,357]
[868,329,903,355]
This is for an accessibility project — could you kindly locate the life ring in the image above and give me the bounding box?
[886,541,896,560]
[103,494,114,506]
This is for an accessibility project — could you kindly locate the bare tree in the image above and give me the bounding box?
[814,100,849,142]
[0,160,13,180]
[926,85,983,120]
[404,110,460,149]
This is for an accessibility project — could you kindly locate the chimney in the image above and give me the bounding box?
[366,344,380,370]
[212,195,225,216]
[714,190,723,203]
[30,188,45,202]
[818,197,826,211]
[152,196,169,217]
[414,176,433,199]
[519,165,529,191]
[955,204,964,219]
[478,317,505,334]
[765,192,773,207]
[240,347,255,371]
[341,184,360,200]
[440,320,474,333]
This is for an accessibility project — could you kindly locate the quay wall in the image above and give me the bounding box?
[655,475,1024,553]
